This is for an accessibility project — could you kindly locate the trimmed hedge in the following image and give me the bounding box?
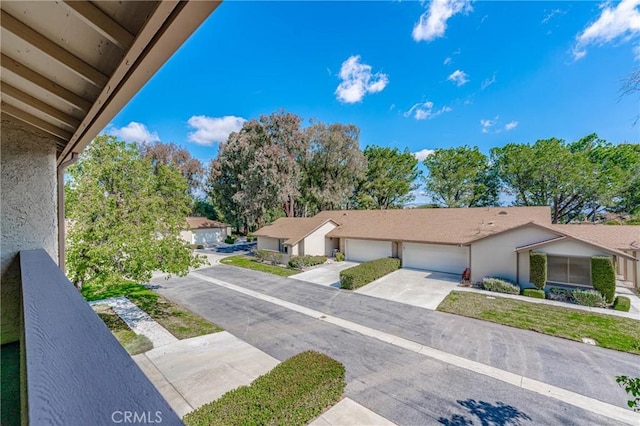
[288,255,327,269]
[482,277,520,295]
[224,235,237,244]
[340,257,401,290]
[522,288,545,299]
[255,249,283,265]
[613,296,631,312]
[572,289,607,308]
[591,256,616,303]
[529,252,547,289]
[182,351,345,426]
[335,252,345,262]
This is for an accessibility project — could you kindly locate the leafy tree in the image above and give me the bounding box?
[620,67,640,124]
[299,122,366,215]
[139,141,204,194]
[191,196,220,220]
[616,375,640,411]
[422,145,498,208]
[65,135,204,289]
[355,145,420,209]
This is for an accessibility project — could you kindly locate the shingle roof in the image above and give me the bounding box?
[185,217,229,230]
[552,224,640,252]
[252,217,336,245]
[315,206,552,245]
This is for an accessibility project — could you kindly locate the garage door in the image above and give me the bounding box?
[403,243,468,274]
[194,229,222,246]
[346,239,392,262]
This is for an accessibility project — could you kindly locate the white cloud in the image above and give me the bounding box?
[573,0,640,60]
[404,102,452,120]
[335,55,389,103]
[505,121,519,131]
[542,9,564,24]
[107,122,160,143]
[187,115,246,145]
[443,56,452,65]
[413,148,435,161]
[447,69,469,86]
[480,117,498,133]
[481,73,496,90]
[412,0,473,42]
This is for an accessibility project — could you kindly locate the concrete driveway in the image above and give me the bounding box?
[355,269,460,310]
[289,261,359,287]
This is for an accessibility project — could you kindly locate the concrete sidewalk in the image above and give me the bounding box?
[290,261,359,287]
[311,398,396,426]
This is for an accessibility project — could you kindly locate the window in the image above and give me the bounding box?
[278,240,288,254]
[547,255,591,286]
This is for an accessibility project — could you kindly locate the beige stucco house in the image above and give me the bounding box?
[255,207,639,289]
[181,217,231,247]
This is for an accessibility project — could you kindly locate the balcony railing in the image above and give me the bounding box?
[20,249,182,425]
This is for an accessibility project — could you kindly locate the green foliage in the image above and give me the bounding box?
[254,249,283,265]
[335,252,345,262]
[522,288,545,299]
[616,375,640,411]
[124,334,153,355]
[224,235,237,244]
[139,141,204,195]
[613,296,631,312]
[188,244,205,250]
[529,252,547,289]
[422,145,498,207]
[65,135,204,289]
[482,277,520,294]
[288,255,327,269]
[591,256,616,303]
[183,351,346,426]
[220,255,297,277]
[339,258,401,290]
[547,287,573,303]
[571,289,607,307]
[355,145,420,209]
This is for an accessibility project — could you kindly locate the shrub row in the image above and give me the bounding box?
[482,277,520,295]
[182,351,346,426]
[340,257,401,290]
[613,296,631,312]
[529,252,547,290]
[288,255,327,269]
[571,289,608,307]
[591,257,616,303]
[521,288,545,299]
[255,249,283,265]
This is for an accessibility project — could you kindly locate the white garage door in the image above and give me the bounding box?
[194,229,222,246]
[346,239,392,262]
[403,243,468,274]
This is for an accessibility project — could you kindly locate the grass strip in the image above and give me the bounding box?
[437,291,640,354]
[220,255,298,277]
[183,351,346,426]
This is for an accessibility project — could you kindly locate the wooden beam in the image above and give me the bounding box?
[1,82,81,128]
[63,1,135,50]
[1,54,92,112]
[1,102,73,141]
[1,11,109,87]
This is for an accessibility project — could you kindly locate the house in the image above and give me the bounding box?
[182,217,231,246]
[253,217,340,261]
[0,1,219,423]
[255,207,639,289]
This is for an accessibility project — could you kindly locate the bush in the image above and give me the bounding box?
[529,252,547,289]
[224,235,237,244]
[335,252,345,262]
[183,351,345,426]
[246,234,256,242]
[482,277,520,294]
[288,255,327,269]
[591,257,616,303]
[188,244,205,250]
[522,288,545,299]
[613,296,631,312]
[571,289,607,307]
[340,257,401,290]
[255,249,282,265]
[547,287,573,303]
[124,334,153,355]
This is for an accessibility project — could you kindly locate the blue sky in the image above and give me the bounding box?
[107,0,640,168]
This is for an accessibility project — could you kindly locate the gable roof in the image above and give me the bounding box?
[317,206,552,245]
[552,224,640,252]
[186,217,229,230]
[253,217,337,245]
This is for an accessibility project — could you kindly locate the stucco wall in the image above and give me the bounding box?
[1,117,58,344]
[470,226,557,284]
[302,221,336,256]
[257,236,279,251]
[534,240,609,258]
[180,230,194,244]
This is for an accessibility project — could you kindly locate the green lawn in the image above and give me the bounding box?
[437,291,640,355]
[83,281,222,339]
[94,306,153,355]
[220,255,298,277]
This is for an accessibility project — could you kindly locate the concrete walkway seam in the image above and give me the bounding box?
[190,272,640,426]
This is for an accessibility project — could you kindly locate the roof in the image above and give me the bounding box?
[552,224,640,252]
[0,1,220,164]
[316,206,553,245]
[253,217,337,245]
[186,217,229,230]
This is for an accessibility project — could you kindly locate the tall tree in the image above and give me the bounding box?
[422,146,498,208]
[65,135,203,289]
[355,145,420,209]
[299,122,365,215]
[139,141,204,194]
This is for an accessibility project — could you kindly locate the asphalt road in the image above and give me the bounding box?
[150,264,640,425]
